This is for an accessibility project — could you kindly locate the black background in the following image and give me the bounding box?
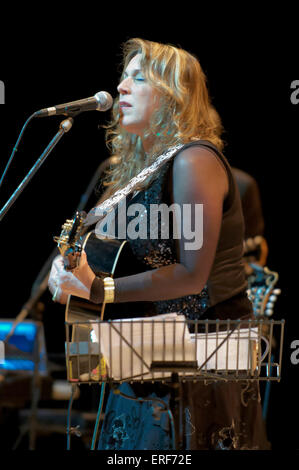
[0,9,298,451]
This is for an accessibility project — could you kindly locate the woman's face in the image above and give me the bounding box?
[117,53,160,138]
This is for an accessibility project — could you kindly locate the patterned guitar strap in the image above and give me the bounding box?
[83,144,183,229]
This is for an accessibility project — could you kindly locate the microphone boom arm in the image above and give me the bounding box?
[0,117,73,222]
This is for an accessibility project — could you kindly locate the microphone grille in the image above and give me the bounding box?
[95,91,113,111]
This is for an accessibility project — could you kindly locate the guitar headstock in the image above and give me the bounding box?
[53,211,86,257]
[247,263,281,317]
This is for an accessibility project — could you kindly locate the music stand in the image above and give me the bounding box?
[64,314,285,450]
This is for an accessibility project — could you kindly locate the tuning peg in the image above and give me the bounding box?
[273,289,281,295]
[265,308,274,317]
[266,302,275,309]
[54,235,69,244]
[245,237,257,251]
[254,235,263,245]
[269,295,277,302]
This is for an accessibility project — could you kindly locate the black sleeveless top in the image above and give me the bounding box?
[124,140,252,321]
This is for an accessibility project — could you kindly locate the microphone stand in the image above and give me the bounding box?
[0,117,74,222]
[1,116,74,346]
[1,115,117,449]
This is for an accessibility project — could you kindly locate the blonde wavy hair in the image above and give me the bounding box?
[102,38,224,193]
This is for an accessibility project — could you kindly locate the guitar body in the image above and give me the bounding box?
[63,230,156,381]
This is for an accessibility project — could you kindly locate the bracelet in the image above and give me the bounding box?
[103,277,115,303]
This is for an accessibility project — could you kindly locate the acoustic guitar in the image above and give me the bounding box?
[53,210,152,381]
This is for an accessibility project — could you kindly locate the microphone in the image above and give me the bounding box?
[35,91,113,118]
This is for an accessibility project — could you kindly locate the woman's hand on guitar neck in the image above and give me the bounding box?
[65,249,96,294]
[48,252,96,303]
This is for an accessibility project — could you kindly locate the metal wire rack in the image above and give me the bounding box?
[63,313,285,450]
[64,313,285,384]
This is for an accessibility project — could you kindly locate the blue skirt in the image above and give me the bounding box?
[98,382,174,450]
[97,380,270,450]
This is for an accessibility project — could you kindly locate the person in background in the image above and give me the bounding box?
[233,167,268,269]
